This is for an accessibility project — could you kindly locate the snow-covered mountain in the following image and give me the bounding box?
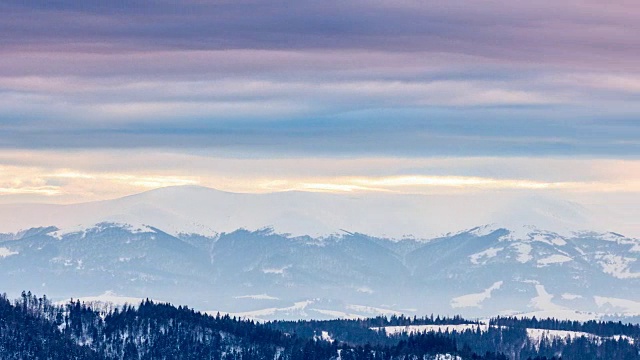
[0,185,637,239]
[1,221,639,321]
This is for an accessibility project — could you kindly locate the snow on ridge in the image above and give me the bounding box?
[465,224,502,237]
[2,186,640,239]
[498,225,537,241]
[451,281,503,309]
[49,222,158,240]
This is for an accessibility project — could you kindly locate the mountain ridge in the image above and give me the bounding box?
[1,222,638,321]
[0,185,636,239]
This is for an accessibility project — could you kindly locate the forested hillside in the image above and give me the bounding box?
[1,291,639,359]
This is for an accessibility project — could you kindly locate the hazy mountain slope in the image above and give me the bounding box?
[0,186,636,239]
[1,223,639,320]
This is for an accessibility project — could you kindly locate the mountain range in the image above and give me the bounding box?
[1,185,638,240]
[0,186,639,321]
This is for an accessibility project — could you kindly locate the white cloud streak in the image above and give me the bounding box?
[2,151,640,204]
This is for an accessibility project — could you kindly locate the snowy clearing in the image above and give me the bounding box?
[372,324,488,336]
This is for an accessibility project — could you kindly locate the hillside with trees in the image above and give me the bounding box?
[1,291,639,359]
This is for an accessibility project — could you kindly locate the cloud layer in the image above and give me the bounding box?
[1,1,640,205]
[1,150,640,204]
[0,1,639,157]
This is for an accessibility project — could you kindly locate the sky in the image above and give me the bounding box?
[1,0,640,203]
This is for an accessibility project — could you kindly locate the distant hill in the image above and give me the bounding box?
[0,185,637,239]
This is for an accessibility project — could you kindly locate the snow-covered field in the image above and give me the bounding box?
[372,324,489,336]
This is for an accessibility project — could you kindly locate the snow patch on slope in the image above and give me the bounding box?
[355,286,374,294]
[530,233,567,246]
[469,247,504,265]
[529,283,565,311]
[313,331,334,343]
[451,281,503,309]
[217,300,315,319]
[512,243,533,263]
[595,254,640,279]
[346,304,403,316]
[561,293,582,300]
[309,309,362,320]
[262,265,291,275]
[537,255,572,267]
[594,296,640,314]
[0,247,18,258]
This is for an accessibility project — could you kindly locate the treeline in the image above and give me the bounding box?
[1,291,639,359]
[0,291,100,359]
[269,314,477,345]
[0,291,496,360]
[270,314,640,360]
[491,316,640,338]
[437,324,638,360]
